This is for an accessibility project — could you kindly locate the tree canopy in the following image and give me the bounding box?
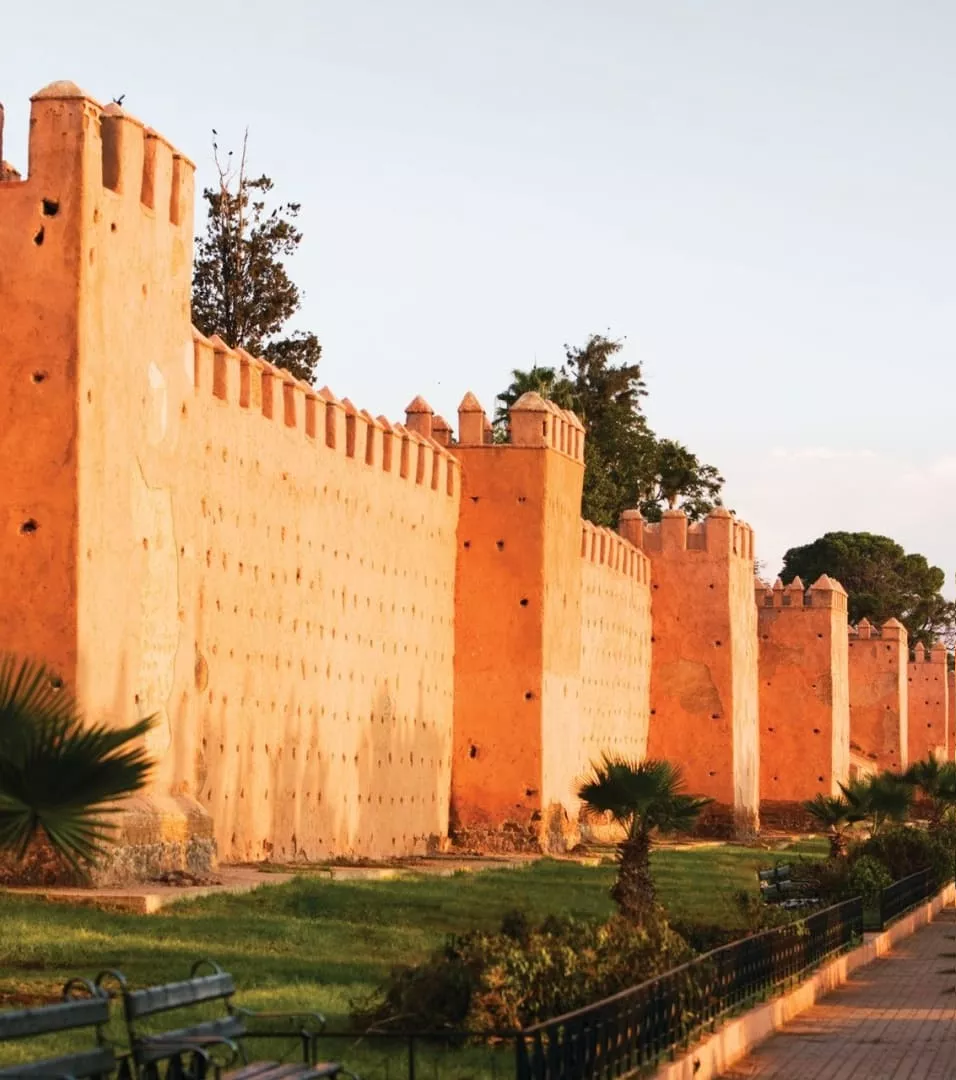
[192,131,321,385]
[494,335,724,526]
[780,532,955,650]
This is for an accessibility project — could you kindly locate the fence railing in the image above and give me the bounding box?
[877,867,936,930]
[513,896,864,1080]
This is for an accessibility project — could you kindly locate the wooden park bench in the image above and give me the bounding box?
[0,978,116,1080]
[757,863,820,909]
[97,960,356,1080]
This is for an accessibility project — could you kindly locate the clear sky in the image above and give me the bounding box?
[3,2,955,586]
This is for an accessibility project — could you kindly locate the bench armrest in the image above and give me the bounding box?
[232,1007,327,1033]
[137,1033,240,1066]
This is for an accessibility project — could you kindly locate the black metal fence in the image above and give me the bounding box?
[513,897,864,1080]
[877,867,936,930]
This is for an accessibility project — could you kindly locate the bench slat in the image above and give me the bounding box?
[135,1016,245,1064]
[125,973,236,1018]
[0,1046,115,1078]
[0,998,110,1040]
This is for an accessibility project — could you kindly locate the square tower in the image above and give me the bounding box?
[756,575,850,826]
[638,508,759,837]
[907,642,949,765]
[848,618,909,772]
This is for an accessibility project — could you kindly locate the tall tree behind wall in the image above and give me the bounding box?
[495,334,724,526]
[780,531,956,651]
[192,131,322,385]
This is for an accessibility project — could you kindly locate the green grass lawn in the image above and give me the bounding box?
[0,841,824,1071]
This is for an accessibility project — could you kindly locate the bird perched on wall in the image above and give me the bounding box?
[112,94,126,107]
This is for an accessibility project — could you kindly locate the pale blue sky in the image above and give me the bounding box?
[4,2,955,585]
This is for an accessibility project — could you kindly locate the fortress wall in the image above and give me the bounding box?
[0,84,459,874]
[171,341,461,860]
[848,619,908,773]
[907,644,949,765]
[638,508,760,836]
[578,522,652,771]
[756,576,850,827]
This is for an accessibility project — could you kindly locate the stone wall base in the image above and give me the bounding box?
[0,793,217,887]
[693,803,759,842]
[449,801,580,855]
[759,800,817,832]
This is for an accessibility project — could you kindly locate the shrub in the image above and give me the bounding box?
[846,855,892,908]
[351,909,693,1032]
[854,826,952,886]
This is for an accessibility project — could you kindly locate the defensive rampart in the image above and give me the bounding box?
[450,393,652,851]
[0,84,460,879]
[756,576,850,829]
[907,643,949,765]
[629,508,760,837]
[848,619,908,773]
[5,79,938,878]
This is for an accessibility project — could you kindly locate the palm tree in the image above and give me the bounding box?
[904,755,956,830]
[577,755,711,920]
[839,772,913,837]
[0,656,155,872]
[803,794,857,858]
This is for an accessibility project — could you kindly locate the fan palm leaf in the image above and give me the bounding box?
[0,657,154,870]
[577,753,711,919]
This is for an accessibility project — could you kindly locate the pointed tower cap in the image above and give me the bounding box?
[882,617,905,629]
[786,576,804,591]
[511,391,550,412]
[458,391,484,413]
[405,395,433,415]
[811,574,847,594]
[772,577,785,592]
[32,80,91,101]
[708,506,732,518]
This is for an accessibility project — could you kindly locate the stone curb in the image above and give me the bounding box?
[654,883,956,1080]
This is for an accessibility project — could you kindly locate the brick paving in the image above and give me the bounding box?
[720,908,956,1078]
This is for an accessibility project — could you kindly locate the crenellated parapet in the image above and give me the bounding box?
[755,574,848,613]
[456,391,585,462]
[580,521,649,584]
[848,616,907,642]
[191,329,459,500]
[638,507,755,561]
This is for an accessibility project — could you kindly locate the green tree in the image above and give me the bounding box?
[494,334,724,526]
[577,755,711,920]
[839,772,914,836]
[192,131,321,385]
[780,532,955,650]
[0,658,154,871]
[904,755,956,830]
[802,793,857,858]
[641,439,724,523]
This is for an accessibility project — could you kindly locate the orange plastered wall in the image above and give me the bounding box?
[452,444,550,827]
[173,344,460,860]
[949,670,955,762]
[907,645,948,766]
[577,523,651,778]
[757,579,850,802]
[0,90,90,685]
[644,510,759,819]
[0,85,460,861]
[847,621,908,772]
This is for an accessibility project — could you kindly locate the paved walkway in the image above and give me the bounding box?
[720,908,956,1079]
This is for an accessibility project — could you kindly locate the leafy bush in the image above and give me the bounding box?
[854,825,952,886]
[846,855,892,908]
[351,909,693,1032]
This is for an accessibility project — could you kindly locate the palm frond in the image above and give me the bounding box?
[0,656,155,870]
[577,753,709,834]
